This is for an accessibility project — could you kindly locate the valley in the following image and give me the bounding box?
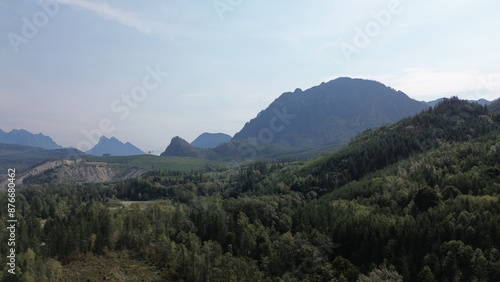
[1,98,499,281]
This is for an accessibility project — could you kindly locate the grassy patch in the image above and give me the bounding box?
[86,154,228,172]
[60,251,164,281]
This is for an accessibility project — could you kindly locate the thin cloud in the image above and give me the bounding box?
[57,0,210,44]
[355,69,500,101]
[322,68,500,101]
[179,93,206,98]
[58,0,152,34]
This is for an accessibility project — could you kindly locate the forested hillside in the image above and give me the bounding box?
[1,98,499,281]
[489,98,500,114]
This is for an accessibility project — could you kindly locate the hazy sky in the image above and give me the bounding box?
[1,0,499,153]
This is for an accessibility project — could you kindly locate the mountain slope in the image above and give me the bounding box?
[191,133,232,149]
[0,129,62,149]
[19,159,147,185]
[233,77,429,149]
[0,143,85,182]
[294,122,500,281]
[488,98,500,114]
[161,136,202,157]
[86,136,145,156]
[294,97,497,195]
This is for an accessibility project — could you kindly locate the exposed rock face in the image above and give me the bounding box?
[17,158,85,183]
[0,158,147,187]
[56,162,119,183]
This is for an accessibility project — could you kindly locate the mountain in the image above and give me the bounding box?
[191,133,232,149]
[232,77,429,149]
[0,129,62,149]
[161,136,202,157]
[161,78,430,161]
[425,98,492,107]
[86,136,145,156]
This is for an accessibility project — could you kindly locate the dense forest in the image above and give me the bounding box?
[1,98,499,281]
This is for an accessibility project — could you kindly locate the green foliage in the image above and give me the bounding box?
[358,264,403,282]
[413,187,441,211]
[488,98,500,114]
[298,97,496,194]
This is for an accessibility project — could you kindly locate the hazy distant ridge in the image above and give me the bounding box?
[0,129,62,150]
[191,133,232,149]
[424,98,491,107]
[86,136,145,156]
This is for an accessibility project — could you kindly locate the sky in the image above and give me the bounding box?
[1,0,499,154]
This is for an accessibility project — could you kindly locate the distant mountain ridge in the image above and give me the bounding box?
[0,129,62,150]
[425,98,492,107]
[86,136,145,156]
[191,133,232,149]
